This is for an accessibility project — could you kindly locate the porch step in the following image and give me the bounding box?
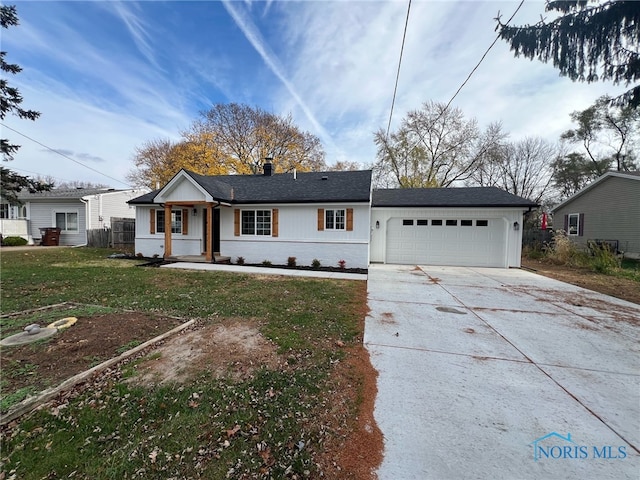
[166,255,231,264]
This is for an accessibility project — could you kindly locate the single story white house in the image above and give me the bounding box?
[0,187,146,245]
[129,163,537,269]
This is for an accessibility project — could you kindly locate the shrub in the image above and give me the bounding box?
[262,259,272,267]
[546,230,582,265]
[236,256,245,265]
[311,259,321,269]
[2,236,28,246]
[338,259,346,269]
[589,244,621,274]
[287,256,297,267]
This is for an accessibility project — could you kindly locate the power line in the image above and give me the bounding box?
[1,122,131,187]
[385,0,525,142]
[386,0,412,139]
[442,0,525,114]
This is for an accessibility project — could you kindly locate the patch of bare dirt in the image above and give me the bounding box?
[315,287,383,480]
[521,258,640,306]
[1,312,184,401]
[129,319,282,386]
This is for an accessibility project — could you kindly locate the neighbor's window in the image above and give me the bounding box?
[432,220,443,226]
[446,220,457,226]
[568,213,579,236]
[55,212,79,232]
[403,219,414,226]
[156,210,182,234]
[417,219,428,226]
[476,220,488,227]
[242,210,271,235]
[0,204,8,219]
[325,209,346,230]
[461,220,473,226]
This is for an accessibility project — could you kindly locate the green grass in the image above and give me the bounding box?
[0,247,366,479]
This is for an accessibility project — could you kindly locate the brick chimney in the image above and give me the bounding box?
[263,157,273,176]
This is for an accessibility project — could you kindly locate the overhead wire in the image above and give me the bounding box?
[386,0,412,140]
[385,0,526,140]
[0,122,132,187]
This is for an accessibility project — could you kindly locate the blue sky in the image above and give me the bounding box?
[2,0,626,188]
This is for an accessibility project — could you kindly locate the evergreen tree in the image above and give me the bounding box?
[497,1,640,108]
[1,5,50,203]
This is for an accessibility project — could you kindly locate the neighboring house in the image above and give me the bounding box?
[552,171,640,258]
[370,188,536,268]
[128,165,373,268]
[0,188,147,246]
[128,163,537,269]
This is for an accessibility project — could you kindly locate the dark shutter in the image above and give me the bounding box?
[563,214,568,233]
[578,213,584,237]
[150,209,155,234]
[272,209,279,237]
[182,209,189,235]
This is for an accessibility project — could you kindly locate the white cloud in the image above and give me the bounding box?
[3,0,630,186]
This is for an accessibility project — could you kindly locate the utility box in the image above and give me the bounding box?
[40,227,61,246]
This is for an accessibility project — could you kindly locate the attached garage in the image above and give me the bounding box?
[370,188,537,268]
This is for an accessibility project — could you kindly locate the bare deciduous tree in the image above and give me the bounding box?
[471,137,558,203]
[374,101,505,188]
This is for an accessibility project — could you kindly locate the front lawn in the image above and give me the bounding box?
[0,247,377,479]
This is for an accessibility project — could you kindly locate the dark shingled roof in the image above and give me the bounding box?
[128,169,373,205]
[17,188,124,200]
[372,187,538,208]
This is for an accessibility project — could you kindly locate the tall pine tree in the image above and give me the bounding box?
[497,1,640,108]
[1,5,50,203]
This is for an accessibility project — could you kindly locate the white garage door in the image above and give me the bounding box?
[385,217,507,267]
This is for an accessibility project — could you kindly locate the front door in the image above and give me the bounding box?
[203,208,221,254]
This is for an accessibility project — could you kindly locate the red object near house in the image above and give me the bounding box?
[541,212,548,230]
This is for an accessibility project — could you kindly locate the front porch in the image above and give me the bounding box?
[165,254,231,264]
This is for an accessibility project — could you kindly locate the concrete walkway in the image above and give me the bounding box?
[161,262,367,281]
[365,264,639,479]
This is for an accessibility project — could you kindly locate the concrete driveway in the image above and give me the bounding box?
[365,264,639,480]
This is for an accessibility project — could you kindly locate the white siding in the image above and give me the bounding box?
[134,203,371,268]
[371,207,525,268]
[28,200,87,246]
[134,205,205,257]
[220,203,370,268]
[84,190,142,229]
[156,180,208,203]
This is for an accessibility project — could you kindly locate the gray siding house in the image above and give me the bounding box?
[552,172,640,258]
[1,188,146,246]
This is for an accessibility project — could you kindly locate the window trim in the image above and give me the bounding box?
[155,209,184,234]
[325,208,346,231]
[241,209,272,236]
[568,213,580,236]
[55,211,79,232]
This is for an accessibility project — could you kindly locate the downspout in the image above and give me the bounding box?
[76,197,89,247]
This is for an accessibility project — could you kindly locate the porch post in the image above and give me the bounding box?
[164,204,172,257]
[206,204,213,262]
